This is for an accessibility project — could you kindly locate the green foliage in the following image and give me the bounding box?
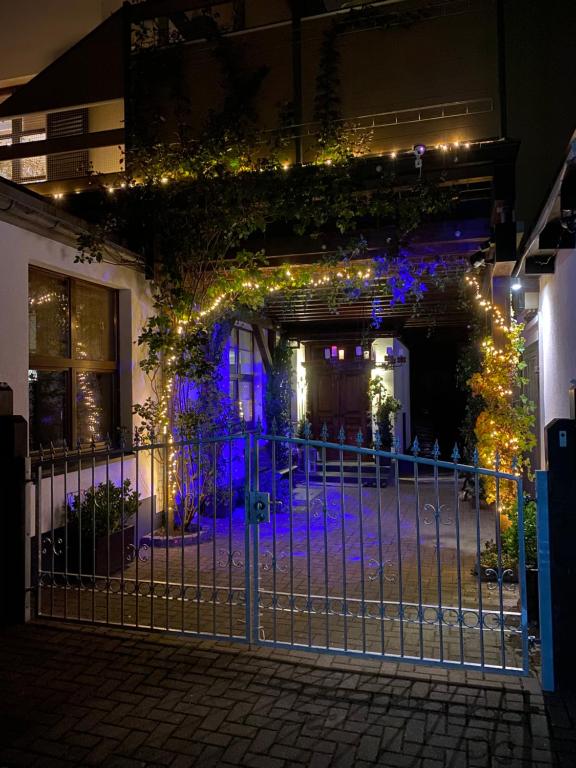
[368,376,401,449]
[265,337,293,465]
[482,498,537,570]
[67,480,140,540]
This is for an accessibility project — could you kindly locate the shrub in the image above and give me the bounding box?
[67,479,140,539]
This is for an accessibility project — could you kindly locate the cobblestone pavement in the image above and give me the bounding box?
[1,622,574,768]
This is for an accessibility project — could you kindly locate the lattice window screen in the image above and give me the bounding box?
[47,109,89,181]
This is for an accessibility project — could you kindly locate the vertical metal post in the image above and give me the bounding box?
[536,470,554,692]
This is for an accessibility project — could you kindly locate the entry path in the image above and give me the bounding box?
[1,622,573,767]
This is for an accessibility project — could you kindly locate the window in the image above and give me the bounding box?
[229,326,254,425]
[28,268,118,451]
[0,116,47,184]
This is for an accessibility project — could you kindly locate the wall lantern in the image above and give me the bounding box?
[355,346,363,357]
[331,345,338,358]
[338,349,345,360]
[324,348,331,359]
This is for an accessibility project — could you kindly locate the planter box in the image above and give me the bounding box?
[67,525,135,577]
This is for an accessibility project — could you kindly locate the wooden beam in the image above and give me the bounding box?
[0,128,125,162]
[252,324,273,375]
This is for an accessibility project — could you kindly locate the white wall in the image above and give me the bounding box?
[538,248,576,463]
[0,218,155,531]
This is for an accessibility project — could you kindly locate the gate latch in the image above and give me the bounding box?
[248,491,270,524]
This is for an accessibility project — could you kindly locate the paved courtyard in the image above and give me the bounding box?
[39,476,525,673]
[0,622,574,768]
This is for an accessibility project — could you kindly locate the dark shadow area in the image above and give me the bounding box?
[0,622,569,767]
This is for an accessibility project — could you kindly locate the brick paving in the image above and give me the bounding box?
[38,480,524,672]
[1,621,574,768]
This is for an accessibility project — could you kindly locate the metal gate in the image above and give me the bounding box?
[33,427,529,676]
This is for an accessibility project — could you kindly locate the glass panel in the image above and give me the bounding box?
[239,329,252,350]
[238,329,253,374]
[28,369,67,450]
[29,270,69,358]
[19,133,47,181]
[76,371,114,444]
[73,282,115,361]
[238,380,253,423]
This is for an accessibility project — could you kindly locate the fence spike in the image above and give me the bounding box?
[271,417,278,435]
[90,435,97,453]
[432,439,440,460]
[320,422,329,442]
[511,454,519,472]
[451,442,460,462]
[286,421,294,439]
[76,438,82,452]
[303,420,312,440]
[255,417,263,436]
[49,441,55,459]
[240,417,247,435]
[472,447,479,466]
[411,436,420,456]
[393,436,401,454]
[338,426,346,444]
[494,450,501,470]
[373,429,382,450]
[63,439,68,458]
[356,429,364,447]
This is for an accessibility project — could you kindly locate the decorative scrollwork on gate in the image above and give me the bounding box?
[311,496,339,521]
[484,567,517,592]
[125,543,151,563]
[218,549,244,568]
[366,558,397,583]
[421,503,453,526]
[41,536,63,557]
[260,550,288,573]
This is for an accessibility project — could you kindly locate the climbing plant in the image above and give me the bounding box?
[468,319,536,524]
[75,13,458,523]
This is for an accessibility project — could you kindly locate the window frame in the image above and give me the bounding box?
[28,266,120,452]
[229,324,255,427]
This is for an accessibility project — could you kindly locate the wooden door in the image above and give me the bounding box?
[305,360,371,447]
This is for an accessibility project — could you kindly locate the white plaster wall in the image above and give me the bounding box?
[0,219,155,531]
[538,248,576,463]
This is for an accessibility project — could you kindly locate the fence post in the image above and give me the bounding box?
[535,470,554,692]
[544,418,576,692]
[0,384,29,628]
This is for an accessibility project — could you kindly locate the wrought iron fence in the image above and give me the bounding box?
[33,426,529,675]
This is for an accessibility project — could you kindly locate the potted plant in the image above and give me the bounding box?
[67,479,140,577]
[368,377,401,482]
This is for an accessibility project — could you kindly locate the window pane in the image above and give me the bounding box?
[238,380,253,423]
[76,371,114,444]
[74,283,115,361]
[239,329,252,350]
[28,369,67,450]
[29,270,69,357]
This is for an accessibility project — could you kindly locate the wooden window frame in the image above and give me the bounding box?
[229,325,255,427]
[29,266,120,453]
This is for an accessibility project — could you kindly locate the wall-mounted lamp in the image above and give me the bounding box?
[511,278,522,292]
[338,349,345,360]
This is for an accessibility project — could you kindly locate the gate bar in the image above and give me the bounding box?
[536,469,554,692]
